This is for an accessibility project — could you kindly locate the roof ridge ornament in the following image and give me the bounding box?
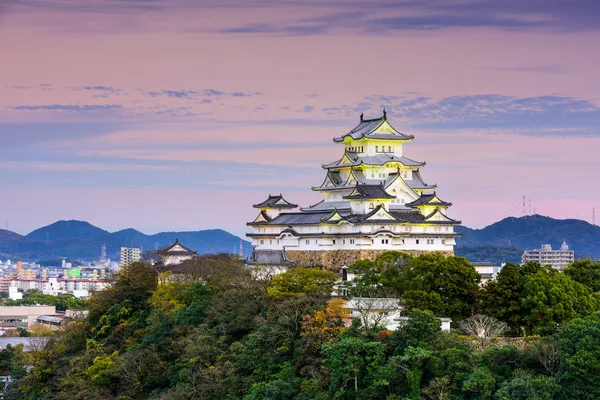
[383,108,387,120]
[360,113,364,122]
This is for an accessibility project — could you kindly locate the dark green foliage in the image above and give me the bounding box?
[480,263,527,331]
[557,312,600,399]
[390,309,441,354]
[563,259,600,292]
[522,270,598,335]
[9,251,600,400]
[350,253,479,320]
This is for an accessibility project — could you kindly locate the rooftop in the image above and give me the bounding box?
[333,111,414,143]
[253,194,298,209]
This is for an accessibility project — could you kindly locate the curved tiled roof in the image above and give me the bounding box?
[323,154,425,169]
[405,193,452,207]
[344,184,395,200]
[333,112,414,142]
[253,194,298,209]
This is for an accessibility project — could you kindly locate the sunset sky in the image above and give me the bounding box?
[1,0,599,238]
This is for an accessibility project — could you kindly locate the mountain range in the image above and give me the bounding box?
[0,215,598,263]
[0,220,251,262]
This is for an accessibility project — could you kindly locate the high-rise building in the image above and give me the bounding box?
[120,247,141,267]
[247,111,460,268]
[522,242,574,270]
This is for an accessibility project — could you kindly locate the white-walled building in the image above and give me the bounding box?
[120,247,141,267]
[10,277,112,296]
[158,239,197,266]
[522,242,574,270]
[247,111,460,268]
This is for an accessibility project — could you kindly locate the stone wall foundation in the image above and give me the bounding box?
[285,249,454,270]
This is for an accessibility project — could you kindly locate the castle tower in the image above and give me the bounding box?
[246,111,460,268]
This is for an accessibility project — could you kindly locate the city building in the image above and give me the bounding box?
[471,262,497,283]
[0,305,56,329]
[247,111,460,268]
[9,276,113,297]
[522,242,575,270]
[157,239,197,266]
[120,247,141,267]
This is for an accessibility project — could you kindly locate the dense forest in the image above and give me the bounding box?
[5,253,600,399]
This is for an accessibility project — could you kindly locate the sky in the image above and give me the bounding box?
[0,0,599,238]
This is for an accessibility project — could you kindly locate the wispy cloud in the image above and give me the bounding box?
[10,104,123,112]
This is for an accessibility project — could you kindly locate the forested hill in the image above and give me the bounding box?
[0,220,251,261]
[455,215,600,258]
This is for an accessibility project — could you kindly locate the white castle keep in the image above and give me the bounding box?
[247,111,460,268]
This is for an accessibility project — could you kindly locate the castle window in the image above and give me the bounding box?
[269,240,272,244]
[343,239,346,244]
[416,239,420,244]
[260,240,264,245]
[376,146,379,152]
[369,203,374,209]
[305,240,310,245]
[333,240,336,245]
[388,146,392,152]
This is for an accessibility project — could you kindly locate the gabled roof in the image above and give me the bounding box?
[321,209,345,224]
[344,184,395,200]
[423,209,461,224]
[251,211,272,224]
[351,204,398,222]
[405,192,452,207]
[158,239,197,255]
[333,111,414,142]
[253,194,298,209]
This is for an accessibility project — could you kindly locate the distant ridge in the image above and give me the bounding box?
[0,220,251,261]
[27,220,109,241]
[455,214,600,258]
[2,215,599,262]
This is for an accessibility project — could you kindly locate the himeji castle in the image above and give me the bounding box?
[247,110,460,268]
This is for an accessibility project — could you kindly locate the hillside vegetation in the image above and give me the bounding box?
[6,253,600,399]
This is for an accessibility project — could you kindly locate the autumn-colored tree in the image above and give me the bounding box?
[301,298,350,350]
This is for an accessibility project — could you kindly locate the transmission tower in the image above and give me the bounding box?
[594,208,596,226]
[101,243,107,262]
[522,196,526,216]
[239,238,243,257]
[529,198,532,215]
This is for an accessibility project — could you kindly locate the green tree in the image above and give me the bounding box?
[479,263,527,331]
[390,309,441,354]
[322,337,385,399]
[400,254,480,319]
[495,370,559,400]
[523,270,598,335]
[563,259,600,292]
[462,366,496,400]
[267,268,338,300]
[557,312,600,399]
